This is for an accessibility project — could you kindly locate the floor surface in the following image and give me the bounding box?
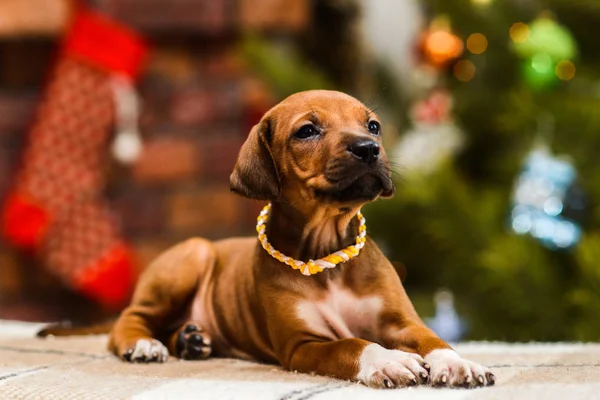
[1,320,599,399]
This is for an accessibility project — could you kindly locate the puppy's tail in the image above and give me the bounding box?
[36,320,115,338]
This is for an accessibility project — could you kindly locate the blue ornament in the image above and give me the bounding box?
[510,147,583,249]
[426,289,466,343]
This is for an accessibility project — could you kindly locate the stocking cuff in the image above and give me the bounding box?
[63,9,148,80]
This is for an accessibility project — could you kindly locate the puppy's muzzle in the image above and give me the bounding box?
[318,138,394,203]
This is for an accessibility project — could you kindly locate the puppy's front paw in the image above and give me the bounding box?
[357,344,429,389]
[122,338,169,363]
[425,349,495,388]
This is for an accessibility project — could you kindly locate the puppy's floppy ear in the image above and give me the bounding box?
[230,118,281,200]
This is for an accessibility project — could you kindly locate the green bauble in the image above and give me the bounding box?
[522,54,558,89]
[514,17,577,61]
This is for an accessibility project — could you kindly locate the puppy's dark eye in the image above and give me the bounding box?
[294,124,319,139]
[368,121,381,135]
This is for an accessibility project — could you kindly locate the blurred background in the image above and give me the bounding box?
[0,0,598,342]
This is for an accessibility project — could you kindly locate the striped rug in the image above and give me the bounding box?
[0,320,598,399]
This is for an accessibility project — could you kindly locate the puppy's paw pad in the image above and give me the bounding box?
[124,339,169,363]
[357,344,428,389]
[425,349,495,388]
[486,372,497,386]
[177,323,212,360]
[122,348,134,362]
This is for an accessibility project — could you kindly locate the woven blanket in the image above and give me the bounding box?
[0,320,599,399]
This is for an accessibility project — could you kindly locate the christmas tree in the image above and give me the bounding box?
[241,0,599,341]
[366,0,600,341]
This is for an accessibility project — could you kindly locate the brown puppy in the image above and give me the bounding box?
[107,90,495,388]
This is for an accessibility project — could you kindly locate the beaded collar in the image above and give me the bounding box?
[255,203,367,276]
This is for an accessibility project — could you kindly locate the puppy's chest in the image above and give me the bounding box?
[295,283,383,340]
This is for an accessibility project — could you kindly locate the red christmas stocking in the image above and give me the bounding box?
[1,8,148,310]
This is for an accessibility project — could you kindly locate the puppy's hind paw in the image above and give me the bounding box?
[176,323,212,360]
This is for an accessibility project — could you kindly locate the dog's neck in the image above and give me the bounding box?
[266,201,360,262]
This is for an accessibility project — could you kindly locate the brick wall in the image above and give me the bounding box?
[0,0,310,322]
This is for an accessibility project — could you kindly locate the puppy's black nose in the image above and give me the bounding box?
[348,140,380,164]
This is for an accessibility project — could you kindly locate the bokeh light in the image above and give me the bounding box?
[556,60,576,81]
[454,59,476,82]
[472,0,493,5]
[531,53,553,74]
[513,17,577,61]
[510,22,530,43]
[424,30,464,66]
[467,33,488,54]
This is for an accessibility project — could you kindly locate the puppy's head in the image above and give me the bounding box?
[230,90,394,211]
